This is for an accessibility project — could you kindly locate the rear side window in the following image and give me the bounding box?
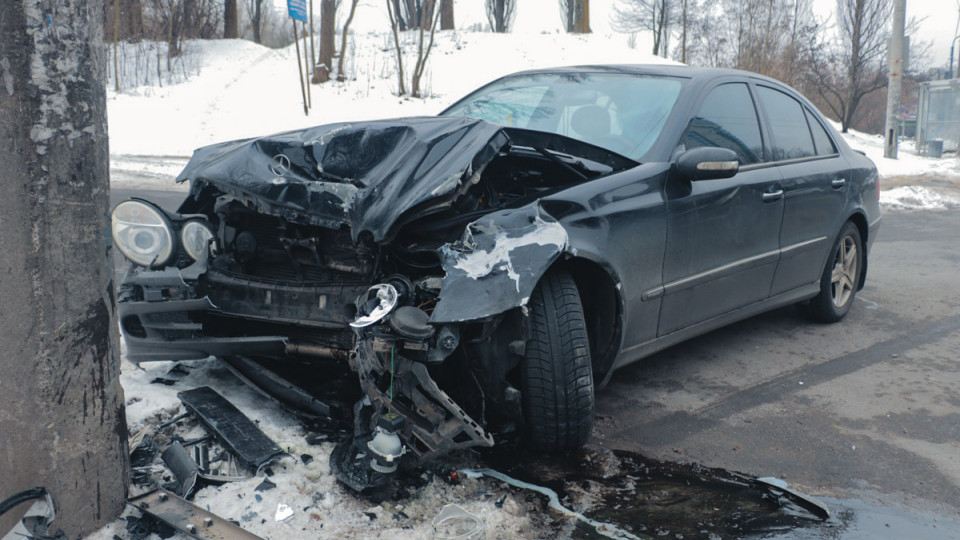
[757,86,816,160]
[684,83,763,165]
[806,109,837,155]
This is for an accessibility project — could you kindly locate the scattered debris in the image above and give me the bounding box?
[123,514,177,540]
[462,468,642,540]
[161,442,200,498]
[129,489,264,539]
[0,487,65,540]
[157,412,191,430]
[177,386,286,470]
[254,479,276,492]
[432,504,484,540]
[274,503,294,522]
[755,476,831,520]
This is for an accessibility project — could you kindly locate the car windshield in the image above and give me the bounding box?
[442,72,683,160]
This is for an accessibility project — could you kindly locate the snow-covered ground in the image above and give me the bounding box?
[92,27,960,540]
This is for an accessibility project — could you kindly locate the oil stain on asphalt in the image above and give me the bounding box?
[481,445,960,539]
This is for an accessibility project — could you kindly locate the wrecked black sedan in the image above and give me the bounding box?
[113,65,880,486]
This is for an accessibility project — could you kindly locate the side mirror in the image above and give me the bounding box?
[676,147,739,181]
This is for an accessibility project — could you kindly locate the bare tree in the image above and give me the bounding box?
[612,0,677,57]
[486,0,516,33]
[411,0,443,96]
[0,0,128,536]
[386,0,406,94]
[337,0,360,81]
[393,0,432,30]
[805,0,892,132]
[105,0,145,40]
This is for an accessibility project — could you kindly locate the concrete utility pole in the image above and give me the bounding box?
[0,0,129,536]
[884,0,907,159]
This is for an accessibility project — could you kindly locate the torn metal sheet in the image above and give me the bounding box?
[178,386,286,471]
[128,489,264,540]
[432,206,568,323]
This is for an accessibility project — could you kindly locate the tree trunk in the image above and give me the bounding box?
[313,0,336,83]
[440,0,454,30]
[224,0,238,38]
[252,0,263,43]
[0,0,129,537]
[571,0,590,33]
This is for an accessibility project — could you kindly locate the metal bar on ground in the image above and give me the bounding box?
[128,489,264,540]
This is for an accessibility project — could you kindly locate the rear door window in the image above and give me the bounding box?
[683,83,764,165]
[757,86,816,161]
[805,109,837,155]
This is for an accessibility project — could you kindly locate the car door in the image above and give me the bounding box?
[753,85,849,295]
[658,81,785,336]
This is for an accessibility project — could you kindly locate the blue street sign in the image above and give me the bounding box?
[287,0,307,22]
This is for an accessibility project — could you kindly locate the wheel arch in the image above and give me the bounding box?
[847,211,869,291]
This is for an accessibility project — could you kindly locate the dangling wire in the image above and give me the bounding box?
[388,343,396,414]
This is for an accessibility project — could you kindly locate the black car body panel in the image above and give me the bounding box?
[114,65,881,481]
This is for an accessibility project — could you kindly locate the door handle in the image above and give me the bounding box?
[832,178,847,188]
[762,189,784,202]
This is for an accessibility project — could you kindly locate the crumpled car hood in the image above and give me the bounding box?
[176,116,636,243]
[176,116,509,242]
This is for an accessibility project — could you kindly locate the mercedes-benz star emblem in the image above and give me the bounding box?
[270,154,291,176]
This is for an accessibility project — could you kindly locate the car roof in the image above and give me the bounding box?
[504,64,789,88]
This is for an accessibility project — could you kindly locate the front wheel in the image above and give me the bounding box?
[521,267,594,453]
[804,221,862,323]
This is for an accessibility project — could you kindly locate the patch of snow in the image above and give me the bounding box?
[838,125,960,180]
[84,354,543,539]
[880,186,960,211]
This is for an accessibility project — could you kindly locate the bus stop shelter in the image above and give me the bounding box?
[917,79,960,157]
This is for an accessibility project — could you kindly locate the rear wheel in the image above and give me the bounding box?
[804,221,862,323]
[521,268,594,452]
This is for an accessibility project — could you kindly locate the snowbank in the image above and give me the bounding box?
[107,32,672,157]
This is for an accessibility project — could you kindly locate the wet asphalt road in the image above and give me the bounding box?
[593,209,960,517]
[111,187,960,519]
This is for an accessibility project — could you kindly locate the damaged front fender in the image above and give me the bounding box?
[431,206,569,323]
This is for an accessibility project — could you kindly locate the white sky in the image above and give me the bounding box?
[277,0,959,70]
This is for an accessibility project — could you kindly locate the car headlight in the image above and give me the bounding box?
[111,200,174,267]
[181,220,216,261]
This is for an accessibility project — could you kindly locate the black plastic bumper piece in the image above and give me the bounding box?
[178,386,286,471]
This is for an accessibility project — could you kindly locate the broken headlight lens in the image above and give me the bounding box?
[181,220,215,261]
[111,200,174,267]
